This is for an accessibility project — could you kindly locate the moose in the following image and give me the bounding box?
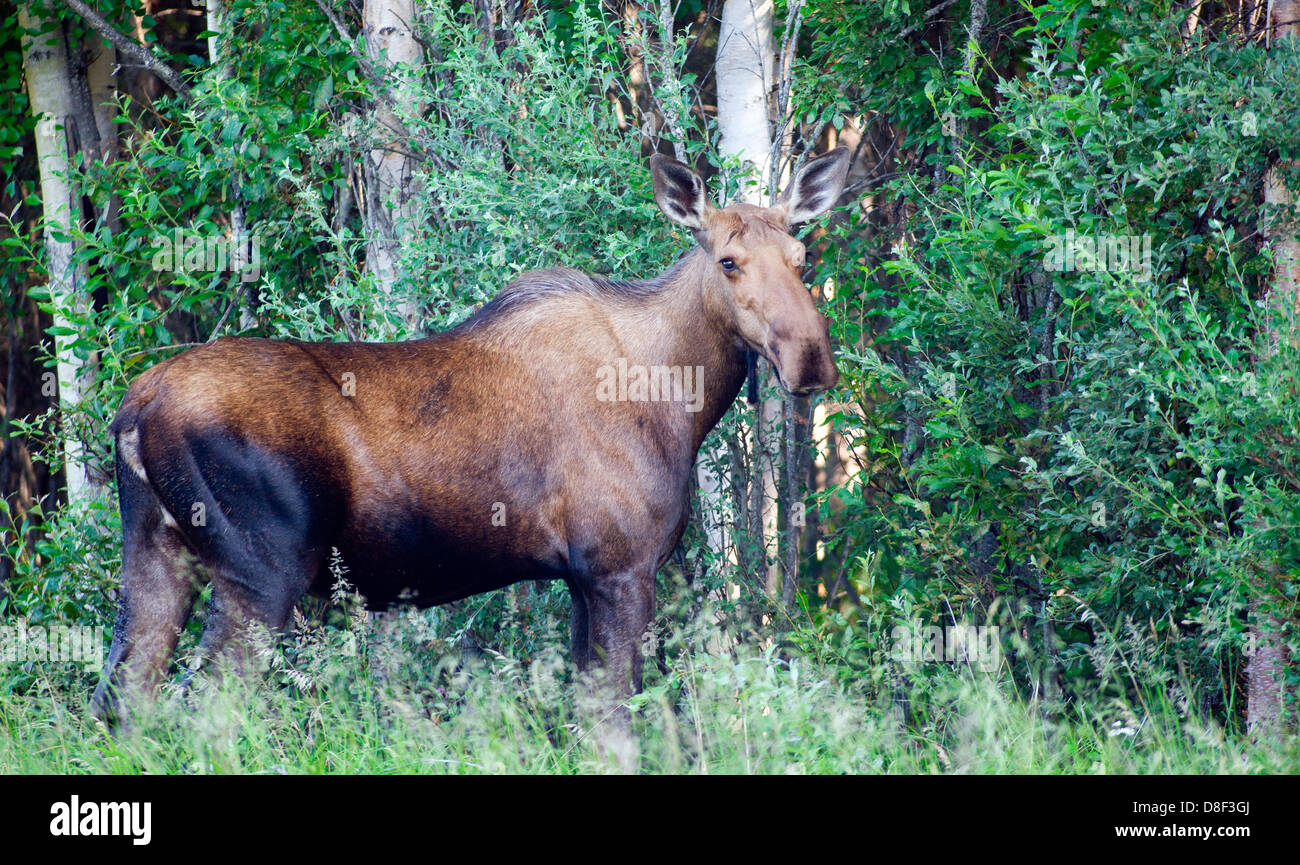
[91,148,851,732]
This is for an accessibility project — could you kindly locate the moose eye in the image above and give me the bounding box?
[719,257,738,273]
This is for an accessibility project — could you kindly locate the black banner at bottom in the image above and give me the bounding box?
[1,773,1288,852]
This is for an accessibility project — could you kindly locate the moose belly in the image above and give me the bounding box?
[329,536,568,609]
[326,490,570,609]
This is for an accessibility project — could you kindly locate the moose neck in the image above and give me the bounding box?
[457,245,750,453]
[628,246,749,450]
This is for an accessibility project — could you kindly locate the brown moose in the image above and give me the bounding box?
[92,149,851,736]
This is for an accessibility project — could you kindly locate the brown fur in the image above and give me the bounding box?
[92,151,849,738]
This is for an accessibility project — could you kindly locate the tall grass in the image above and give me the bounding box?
[2,612,1294,774]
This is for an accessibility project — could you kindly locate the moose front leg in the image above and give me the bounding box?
[565,575,592,671]
[572,566,655,771]
[586,567,655,694]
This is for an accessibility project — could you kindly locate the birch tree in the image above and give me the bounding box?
[1248,0,1300,740]
[712,0,786,599]
[363,0,423,333]
[716,0,775,198]
[204,0,259,330]
[692,1,776,587]
[19,2,95,504]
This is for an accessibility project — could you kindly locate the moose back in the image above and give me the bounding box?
[92,148,851,721]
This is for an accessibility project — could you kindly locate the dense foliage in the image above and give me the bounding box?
[2,0,1298,770]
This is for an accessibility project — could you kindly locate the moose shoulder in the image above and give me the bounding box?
[93,148,851,723]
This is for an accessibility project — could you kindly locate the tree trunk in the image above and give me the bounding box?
[606,1,655,151]
[716,0,787,599]
[206,0,225,69]
[1248,0,1300,741]
[716,0,774,198]
[695,0,776,591]
[20,3,95,505]
[363,0,423,334]
[207,0,257,331]
[86,27,117,172]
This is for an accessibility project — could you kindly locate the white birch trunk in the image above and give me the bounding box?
[716,0,783,593]
[20,4,94,504]
[1248,0,1300,740]
[206,0,224,66]
[716,0,774,202]
[364,0,423,334]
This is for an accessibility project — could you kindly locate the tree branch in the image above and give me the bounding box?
[312,0,389,98]
[897,0,959,41]
[56,0,193,99]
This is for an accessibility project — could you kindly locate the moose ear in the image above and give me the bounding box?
[779,147,852,225]
[651,154,710,230]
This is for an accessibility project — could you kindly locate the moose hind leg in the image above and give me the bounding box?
[189,577,292,685]
[92,476,202,724]
[183,544,322,692]
[171,431,332,692]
